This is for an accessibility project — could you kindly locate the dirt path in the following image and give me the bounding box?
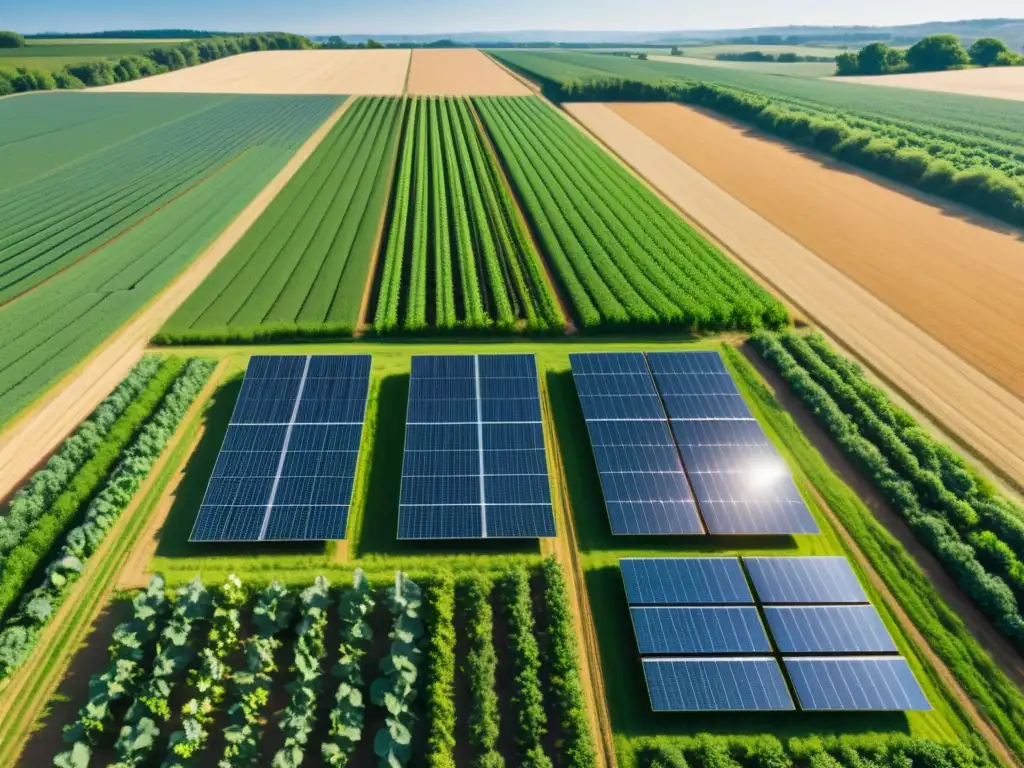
[539,376,615,768]
[98,50,411,95]
[0,99,351,503]
[0,367,221,765]
[835,67,1024,101]
[406,50,531,96]
[565,102,1024,491]
[743,345,1019,766]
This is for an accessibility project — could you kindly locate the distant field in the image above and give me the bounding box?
[675,43,845,58]
[406,48,531,95]
[839,66,1024,102]
[0,92,341,425]
[99,49,411,94]
[649,54,836,77]
[162,96,402,342]
[0,39,177,71]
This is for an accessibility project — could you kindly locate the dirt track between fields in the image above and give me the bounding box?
[836,66,1024,101]
[0,100,352,503]
[566,102,1024,488]
[99,50,411,94]
[406,49,531,95]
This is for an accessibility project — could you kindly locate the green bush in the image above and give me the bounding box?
[463,576,504,768]
[425,573,456,768]
[0,31,24,48]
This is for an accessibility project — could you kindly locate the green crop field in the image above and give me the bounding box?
[474,96,788,331]
[160,96,401,345]
[373,96,564,333]
[0,38,182,72]
[0,92,341,427]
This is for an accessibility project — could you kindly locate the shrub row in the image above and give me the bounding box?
[0,33,312,95]
[545,76,1024,228]
[537,558,596,768]
[0,358,215,681]
[424,573,456,768]
[0,357,185,619]
[0,356,162,560]
[503,566,552,768]
[630,734,995,768]
[463,576,504,768]
[752,332,1024,647]
[152,322,355,346]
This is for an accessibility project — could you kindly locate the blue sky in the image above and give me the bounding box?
[8,0,1023,35]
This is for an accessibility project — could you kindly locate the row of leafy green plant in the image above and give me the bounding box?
[627,734,995,768]
[754,331,1024,648]
[373,97,564,334]
[475,96,789,331]
[0,33,313,94]
[722,343,1024,764]
[157,96,405,346]
[493,57,1024,228]
[0,357,214,682]
[54,562,596,768]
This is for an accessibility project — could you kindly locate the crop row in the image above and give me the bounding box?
[474,96,788,330]
[0,94,338,426]
[373,97,564,334]
[52,561,595,767]
[753,331,1024,649]
[160,96,405,345]
[0,357,214,682]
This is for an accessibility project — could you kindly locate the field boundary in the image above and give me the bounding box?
[0,362,225,765]
[0,98,351,503]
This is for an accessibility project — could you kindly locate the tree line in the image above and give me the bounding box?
[714,51,835,63]
[0,32,312,94]
[836,34,1022,75]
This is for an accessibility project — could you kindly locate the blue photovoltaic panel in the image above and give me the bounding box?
[642,658,794,712]
[631,606,771,654]
[570,353,702,535]
[397,354,555,539]
[785,657,930,711]
[765,606,897,654]
[621,557,752,605]
[190,355,371,543]
[745,557,869,604]
[647,351,818,536]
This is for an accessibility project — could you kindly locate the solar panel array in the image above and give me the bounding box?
[191,355,371,542]
[570,351,818,536]
[397,354,555,539]
[622,556,929,712]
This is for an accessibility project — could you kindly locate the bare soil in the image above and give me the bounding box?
[406,50,531,96]
[566,102,1024,488]
[99,50,411,95]
[836,67,1024,101]
[0,100,351,503]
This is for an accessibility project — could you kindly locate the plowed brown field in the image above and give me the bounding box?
[566,102,1024,485]
[406,49,530,95]
[99,50,411,94]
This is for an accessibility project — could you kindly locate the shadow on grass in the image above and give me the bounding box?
[546,370,798,554]
[586,567,912,738]
[154,376,326,560]
[355,373,540,558]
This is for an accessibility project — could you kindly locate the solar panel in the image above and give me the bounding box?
[190,355,371,542]
[631,607,771,654]
[744,557,869,604]
[570,353,702,535]
[765,606,896,654]
[620,557,753,605]
[397,354,555,539]
[785,657,930,711]
[645,351,818,536]
[642,658,794,712]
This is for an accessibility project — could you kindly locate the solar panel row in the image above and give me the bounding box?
[570,351,818,536]
[624,556,929,711]
[397,354,555,540]
[190,355,371,542]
